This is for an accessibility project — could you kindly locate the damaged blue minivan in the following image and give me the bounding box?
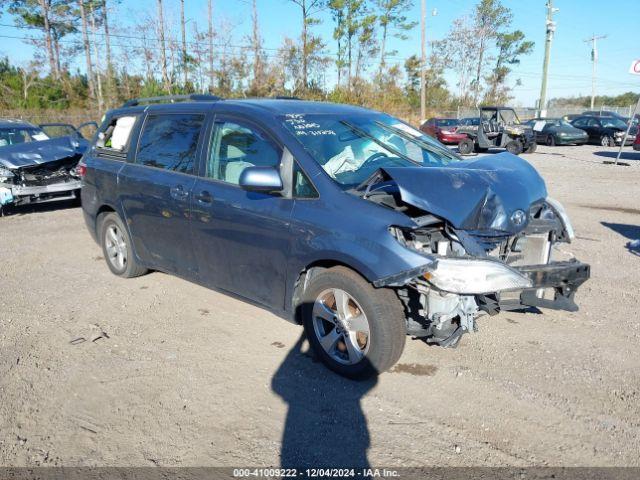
[81,95,590,378]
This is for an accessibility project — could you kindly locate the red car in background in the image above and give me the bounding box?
[420,118,468,144]
[634,129,640,151]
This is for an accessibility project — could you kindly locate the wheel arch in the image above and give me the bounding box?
[95,204,117,235]
[290,259,374,325]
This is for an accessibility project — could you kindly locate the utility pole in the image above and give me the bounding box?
[420,0,426,121]
[584,34,607,109]
[538,0,558,117]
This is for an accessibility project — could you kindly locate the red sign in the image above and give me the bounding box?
[629,60,640,75]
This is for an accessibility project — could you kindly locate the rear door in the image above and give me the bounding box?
[191,115,294,310]
[118,111,206,277]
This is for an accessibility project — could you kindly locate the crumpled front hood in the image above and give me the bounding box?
[381,152,547,233]
[0,136,83,169]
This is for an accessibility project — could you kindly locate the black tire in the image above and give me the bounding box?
[458,138,474,155]
[505,140,523,155]
[600,135,614,147]
[525,142,538,154]
[99,212,148,278]
[301,266,406,379]
[545,135,555,146]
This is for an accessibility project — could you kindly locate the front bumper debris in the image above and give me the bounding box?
[1,179,82,207]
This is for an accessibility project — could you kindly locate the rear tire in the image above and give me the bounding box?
[99,212,148,278]
[525,142,538,153]
[301,266,406,379]
[545,135,555,146]
[505,140,523,155]
[458,138,474,155]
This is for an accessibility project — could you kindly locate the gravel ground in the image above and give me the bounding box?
[0,144,639,468]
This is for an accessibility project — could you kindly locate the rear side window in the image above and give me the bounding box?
[96,115,137,155]
[136,113,204,175]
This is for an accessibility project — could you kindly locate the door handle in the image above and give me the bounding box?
[170,185,189,200]
[195,190,213,204]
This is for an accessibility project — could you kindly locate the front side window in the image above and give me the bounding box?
[281,113,460,189]
[0,127,49,147]
[136,113,204,174]
[293,162,318,198]
[207,120,281,185]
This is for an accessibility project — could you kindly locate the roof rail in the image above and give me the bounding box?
[273,95,301,100]
[122,94,222,108]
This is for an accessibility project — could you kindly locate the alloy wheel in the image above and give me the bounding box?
[312,288,370,365]
[105,224,128,271]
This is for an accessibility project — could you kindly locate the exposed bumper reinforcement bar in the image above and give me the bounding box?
[501,260,590,312]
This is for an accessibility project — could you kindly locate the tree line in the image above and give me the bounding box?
[0,0,536,119]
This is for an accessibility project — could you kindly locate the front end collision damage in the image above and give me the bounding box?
[364,153,590,347]
[0,136,84,211]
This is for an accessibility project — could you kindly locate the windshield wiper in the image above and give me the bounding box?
[353,169,391,199]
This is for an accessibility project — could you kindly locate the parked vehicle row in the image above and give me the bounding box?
[421,107,639,154]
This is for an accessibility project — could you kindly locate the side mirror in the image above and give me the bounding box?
[239,166,283,193]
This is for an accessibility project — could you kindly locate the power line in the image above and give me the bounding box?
[0,21,421,62]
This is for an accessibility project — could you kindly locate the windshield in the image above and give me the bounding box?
[281,113,461,189]
[435,119,459,127]
[600,118,627,129]
[541,119,572,127]
[0,127,50,147]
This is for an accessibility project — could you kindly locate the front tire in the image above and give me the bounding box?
[458,138,474,155]
[600,135,614,147]
[546,135,555,146]
[301,266,406,379]
[505,140,523,155]
[525,142,538,153]
[99,212,148,278]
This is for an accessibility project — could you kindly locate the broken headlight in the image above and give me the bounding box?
[425,258,532,294]
[0,167,15,183]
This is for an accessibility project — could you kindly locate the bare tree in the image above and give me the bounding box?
[19,61,40,102]
[157,0,171,91]
[89,1,104,111]
[180,0,188,86]
[78,0,95,99]
[208,0,215,91]
[249,0,264,94]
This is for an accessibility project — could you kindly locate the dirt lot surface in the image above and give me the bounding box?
[1,144,639,468]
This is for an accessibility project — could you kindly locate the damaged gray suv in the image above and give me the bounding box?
[81,96,590,378]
